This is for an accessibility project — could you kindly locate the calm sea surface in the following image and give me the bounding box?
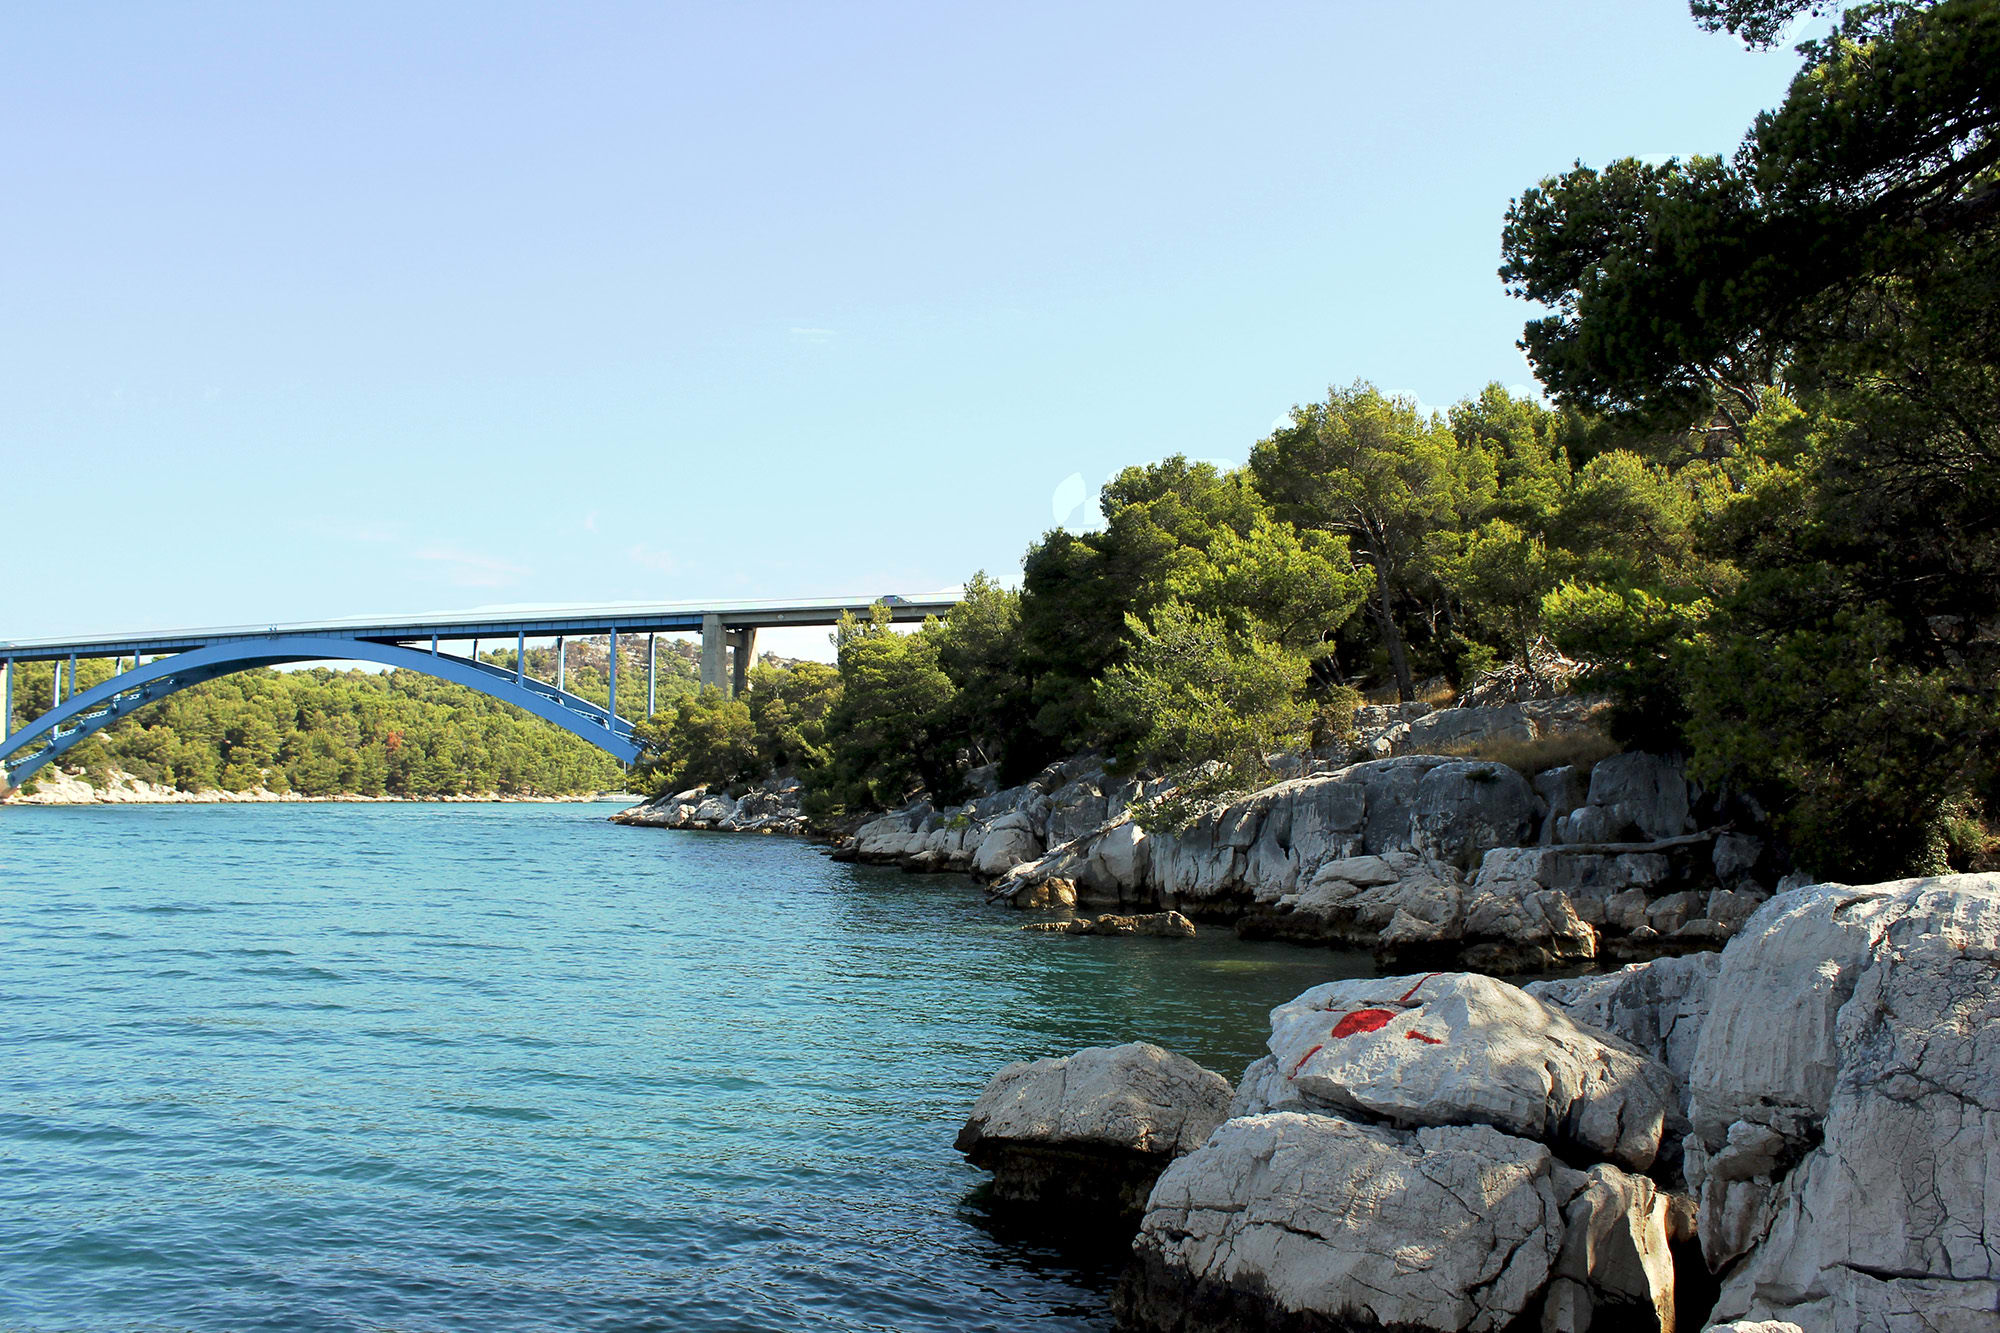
[0,802,1371,1332]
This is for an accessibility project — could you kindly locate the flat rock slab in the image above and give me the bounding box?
[1263,972,1678,1172]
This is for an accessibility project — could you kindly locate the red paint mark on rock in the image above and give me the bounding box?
[1330,1008,1396,1039]
[1404,1030,1444,1045]
[1288,1044,1325,1078]
[1398,973,1443,1003]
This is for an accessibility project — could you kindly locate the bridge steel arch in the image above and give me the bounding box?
[0,635,642,789]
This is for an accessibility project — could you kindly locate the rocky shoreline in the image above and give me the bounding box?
[604,697,2000,1329]
[607,698,1793,975]
[833,708,1787,974]
[3,766,638,807]
[956,873,2000,1332]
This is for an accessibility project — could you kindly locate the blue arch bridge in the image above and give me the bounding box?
[0,593,959,791]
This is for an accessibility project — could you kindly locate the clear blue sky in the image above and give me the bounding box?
[3,3,1813,658]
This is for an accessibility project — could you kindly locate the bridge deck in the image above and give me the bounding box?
[0,593,961,663]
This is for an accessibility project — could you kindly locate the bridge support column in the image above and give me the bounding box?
[515,631,525,684]
[608,628,618,724]
[557,637,566,692]
[3,659,11,739]
[647,634,657,715]
[700,615,724,693]
[729,629,757,697]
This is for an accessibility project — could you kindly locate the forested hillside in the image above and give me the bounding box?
[643,0,2000,882]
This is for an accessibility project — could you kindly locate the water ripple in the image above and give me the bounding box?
[0,801,1369,1331]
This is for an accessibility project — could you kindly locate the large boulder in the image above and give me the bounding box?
[1245,851,1461,942]
[971,815,1043,877]
[1687,874,2000,1330]
[1528,952,1721,1105]
[690,792,738,826]
[955,1042,1231,1222]
[849,804,934,862]
[1396,703,1537,756]
[1044,773,1109,847]
[1556,753,1691,845]
[1261,972,1679,1172]
[1121,1113,1644,1333]
[1410,760,1538,870]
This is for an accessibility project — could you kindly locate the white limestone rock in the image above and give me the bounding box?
[850,804,934,861]
[1411,760,1539,871]
[1400,703,1537,755]
[1557,752,1691,845]
[1121,1113,1568,1333]
[954,1041,1232,1219]
[691,792,738,825]
[1690,875,2000,1330]
[1226,1054,1306,1119]
[1544,1162,1676,1333]
[1258,851,1466,944]
[1469,845,1671,929]
[1044,772,1109,848]
[1535,765,1590,844]
[1454,885,1599,973]
[1712,831,1764,884]
[1526,952,1720,1102]
[971,819,1044,877]
[1085,816,1151,894]
[1264,972,1677,1171]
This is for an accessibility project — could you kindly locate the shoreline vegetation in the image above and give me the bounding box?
[627,4,2000,1328]
[616,3,2000,892]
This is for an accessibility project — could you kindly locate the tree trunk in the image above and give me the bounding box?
[1372,556,1415,702]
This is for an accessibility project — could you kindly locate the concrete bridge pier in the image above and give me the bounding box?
[697,617,758,697]
[729,628,756,696]
[700,615,725,693]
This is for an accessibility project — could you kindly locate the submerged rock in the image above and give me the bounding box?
[1020,911,1196,938]
[954,1042,1231,1224]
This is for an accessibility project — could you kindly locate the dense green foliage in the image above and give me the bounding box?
[631,390,1687,822]
[1499,0,2000,878]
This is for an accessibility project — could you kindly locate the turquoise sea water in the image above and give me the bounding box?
[0,802,1371,1331]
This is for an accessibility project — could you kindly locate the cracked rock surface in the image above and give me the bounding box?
[1258,972,1679,1173]
[1119,1113,1569,1333]
[1689,874,2000,1330]
[1528,952,1719,1114]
